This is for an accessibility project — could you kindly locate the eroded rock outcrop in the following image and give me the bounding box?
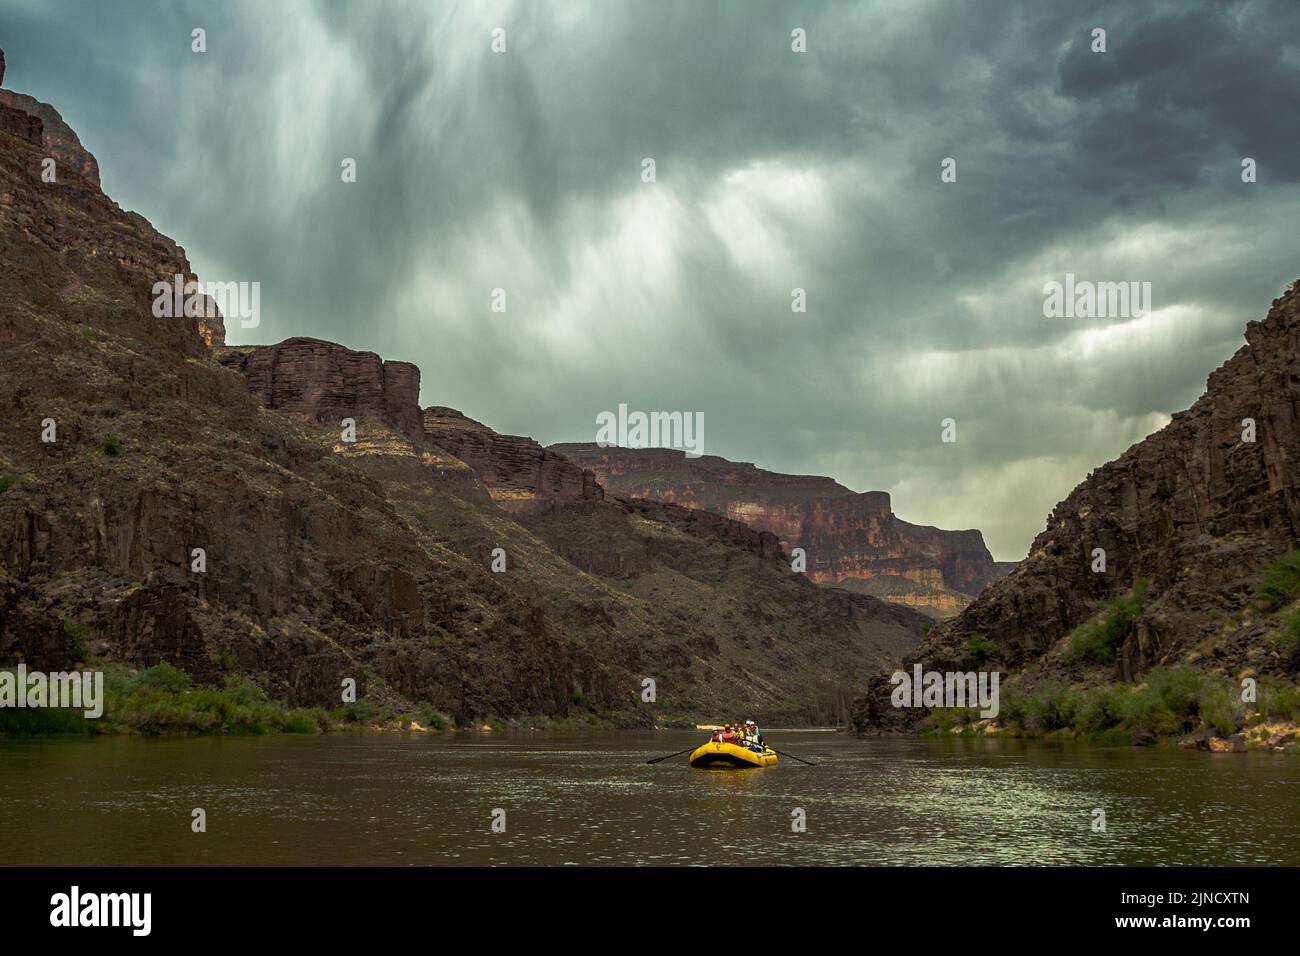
[853,280,1300,732]
[0,103,41,147]
[0,71,101,186]
[426,407,602,513]
[217,338,424,442]
[551,444,1002,616]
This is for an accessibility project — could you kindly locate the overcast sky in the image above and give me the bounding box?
[6,0,1300,559]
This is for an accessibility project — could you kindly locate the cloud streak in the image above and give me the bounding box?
[6,0,1300,558]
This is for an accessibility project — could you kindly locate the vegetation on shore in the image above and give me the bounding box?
[0,663,459,737]
[923,665,1300,746]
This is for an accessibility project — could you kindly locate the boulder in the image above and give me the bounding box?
[1131,727,1157,747]
[1207,734,1247,753]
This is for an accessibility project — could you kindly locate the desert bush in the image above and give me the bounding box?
[1066,580,1149,664]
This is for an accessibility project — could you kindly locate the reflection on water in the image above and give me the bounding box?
[1,731,1297,866]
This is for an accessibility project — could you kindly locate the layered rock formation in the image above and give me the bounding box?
[0,90,100,187]
[552,444,1003,617]
[0,52,223,349]
[0,78,928,725]
[0,53,100,187]
[424,407,602,512]
[853,280,1300,732]
[217,339,423,441]
[0,101,41,146]
[0,54,41,147]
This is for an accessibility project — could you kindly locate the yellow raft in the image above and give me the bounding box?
[688,741,778,769]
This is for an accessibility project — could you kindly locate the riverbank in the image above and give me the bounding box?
[917,665,1300,752]
[1,662,861,737]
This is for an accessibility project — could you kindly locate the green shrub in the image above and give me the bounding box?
[1072,684,1123,733]
[0,475,14,495]
[1066,579,1149,664]
[1274,610,1300,671]
[1259,678,1300,722]
[107,676,318,736]
[138,661,191,693]
[332,700,378,724]
[1193,681,1240,737]
[966,634,998,665]
[996,666,1256,739]
[922,706,982,734]
[1,662,320,737]
[0,677,98,735]
[1254,550,1300,611]
[102,435,122,456]
[1021,680,1073,733]
[62,616,93,661]
[418,702,447,731]
[218,676,269,707]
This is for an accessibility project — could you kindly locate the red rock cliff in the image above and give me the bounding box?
[217,338,424,442]
[0,87,101,187]
[550,444,1002,616]
[425,407,602,513]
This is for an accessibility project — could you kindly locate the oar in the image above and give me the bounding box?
[645,746,698,765]
[769,747,817,766]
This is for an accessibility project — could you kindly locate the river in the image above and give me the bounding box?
[2,731,1297,866]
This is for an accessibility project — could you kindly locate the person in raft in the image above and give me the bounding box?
[709,722,760,747]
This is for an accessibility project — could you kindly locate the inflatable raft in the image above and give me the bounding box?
[688,741,778,769]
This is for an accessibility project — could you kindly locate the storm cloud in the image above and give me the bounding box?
[5,0,1299,558]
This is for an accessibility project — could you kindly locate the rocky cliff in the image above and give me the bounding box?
[0,77,928,725]
[0,101,41,147]
[0,90,100,187]
[424,407,602,513]
[0,51,99,187]
[551,444,1002,617]
[853,280,1300,732]
[217,339,423,442]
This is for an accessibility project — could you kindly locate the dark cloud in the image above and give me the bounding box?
[5,0,1299,558]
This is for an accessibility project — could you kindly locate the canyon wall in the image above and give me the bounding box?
[551,444,1003,617]
[217,339,423,442]
[0,56,101,187]
[854,280,1300,731]
[423,407,602,512]
[0,69,929,724]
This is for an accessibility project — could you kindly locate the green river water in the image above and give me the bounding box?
[2,731,1297,866]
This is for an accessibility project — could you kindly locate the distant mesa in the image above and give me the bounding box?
[552,443,1009,618]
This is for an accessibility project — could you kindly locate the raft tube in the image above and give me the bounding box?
[688,741,778,769]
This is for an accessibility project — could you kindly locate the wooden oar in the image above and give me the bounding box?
[769,746,817,766]
[645,745,699,764]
